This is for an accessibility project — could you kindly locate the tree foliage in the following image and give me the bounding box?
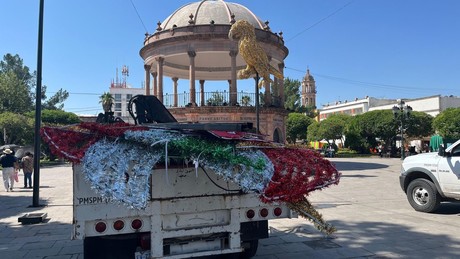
[26,109,81,126]
[307,121,320,142]
[0,53,69,113]
[283,77,301,112]
[286,112,313,144]
[344,109,435,153]
[0,71,34,113]
[405,111,434,138]
[433,107,460,139]
[319,114,351,145]
[0,112,34,145]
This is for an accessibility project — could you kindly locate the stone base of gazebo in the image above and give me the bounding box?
[169,106,287,143]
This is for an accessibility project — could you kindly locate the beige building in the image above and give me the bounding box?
[319,95,460,121]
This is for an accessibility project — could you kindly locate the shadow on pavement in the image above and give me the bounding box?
[263,219,460,258]
[331,161,389,171]
[340,174,377,178]
[0,193,49,220]
[435,202,460,215]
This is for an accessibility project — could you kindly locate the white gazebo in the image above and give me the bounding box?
[139,0,289,142]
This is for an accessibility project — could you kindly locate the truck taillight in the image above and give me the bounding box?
[113,220,125,231]
[95,222,107,233]
[246,209,255,219]
[274,207,282,217]
[260,208,269,218]
[131,219,143,230]
[140,234,151,250]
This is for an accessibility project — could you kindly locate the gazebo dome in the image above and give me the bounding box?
[141,0,287,81]
[161,0,266,30]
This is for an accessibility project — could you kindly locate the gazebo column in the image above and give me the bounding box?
[273,77,278,106]
[172,77,178,107]
[156,57,164,103]
[278,62,285,104]
[199,80,205,106]
[264,56,272,106]
[144,64,151,95]
[152,72,158,97]
[264,77,271,106]
[188,51,197,106]
[229,50,238,105]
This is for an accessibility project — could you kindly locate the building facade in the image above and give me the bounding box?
[319,95,460,121]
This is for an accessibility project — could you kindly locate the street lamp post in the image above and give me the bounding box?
[392,99,412,160]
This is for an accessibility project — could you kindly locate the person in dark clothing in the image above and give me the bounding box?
[1,149,19,192]
[21,152,34,188]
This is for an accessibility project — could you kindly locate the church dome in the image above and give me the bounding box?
[161,0,266,30]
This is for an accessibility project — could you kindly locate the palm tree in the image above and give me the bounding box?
[99,92,114,113]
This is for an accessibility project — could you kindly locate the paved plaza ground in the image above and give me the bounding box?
[1,157,459,258]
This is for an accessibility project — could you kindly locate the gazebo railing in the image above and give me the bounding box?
[162,91,281,108]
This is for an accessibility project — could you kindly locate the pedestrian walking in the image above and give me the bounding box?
[21,152,34,188]
[1,148,19,192]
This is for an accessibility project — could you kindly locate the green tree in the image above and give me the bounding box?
[318,114,352,146]
[0,53,34,85]
[0,53,69,113]
[42,88,70,110]
[283,77,301,112]
[26,109,81,126]
[0,112,34,145]
[241,95,251,106]
[206,91,225,106]
[307,121,321,142]
[286,112,313,144]
[405,111,434,138]
[433,107,460,139]
[0,71,34,113]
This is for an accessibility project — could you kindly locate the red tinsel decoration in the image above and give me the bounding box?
[261,148,341,203]
[40,122,147,163]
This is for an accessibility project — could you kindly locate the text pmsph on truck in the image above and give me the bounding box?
[41,95,341,259]
[400,139,460,213]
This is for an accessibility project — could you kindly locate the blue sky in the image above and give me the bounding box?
[1,0,459,115]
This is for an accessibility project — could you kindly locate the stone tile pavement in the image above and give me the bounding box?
[1,158,460,258]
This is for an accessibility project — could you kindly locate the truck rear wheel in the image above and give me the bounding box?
[240,240,258,258]
[407,178,441,213]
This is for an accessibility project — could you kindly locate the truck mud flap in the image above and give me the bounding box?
[84,233,143,259]
[240,220,268,241]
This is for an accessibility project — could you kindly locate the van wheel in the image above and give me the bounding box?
[407,179,441,213]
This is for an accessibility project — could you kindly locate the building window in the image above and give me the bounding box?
[115,103,122,111]
[114,94,122,102]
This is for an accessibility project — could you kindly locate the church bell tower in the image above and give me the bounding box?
[301,69,317,108]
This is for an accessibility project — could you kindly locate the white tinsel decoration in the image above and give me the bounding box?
[82,138,161,209]
[81,129,275,209]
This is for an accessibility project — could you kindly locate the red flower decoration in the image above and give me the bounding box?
[261,148,340,203]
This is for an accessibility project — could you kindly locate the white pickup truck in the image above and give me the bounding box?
[400,139,460,212]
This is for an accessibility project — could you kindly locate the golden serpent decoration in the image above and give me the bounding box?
[287,197,336,236]
[229,20,283,87]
